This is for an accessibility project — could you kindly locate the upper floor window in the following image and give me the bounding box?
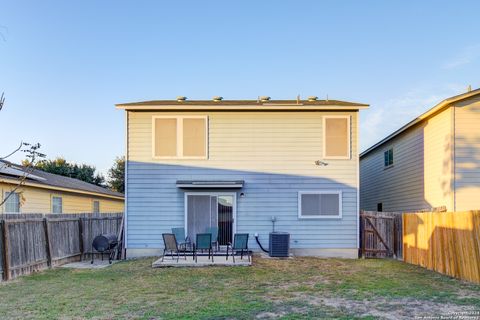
[4,192,20,213]
[93,200,100,214]
[52,196,63,214]
[384,148,393,167]
[323,116,351,159]
[153,116,208,159]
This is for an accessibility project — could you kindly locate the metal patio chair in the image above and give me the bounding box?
[206,226,219,251]
[194,233,213,262]
[227,233,250,262]
[161,233,186,262]
[172,227,191,251]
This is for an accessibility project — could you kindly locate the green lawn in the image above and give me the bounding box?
[0,256,479,319]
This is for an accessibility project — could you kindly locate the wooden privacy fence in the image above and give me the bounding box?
[360,211,402,258]
[403,211,480,284]
[0,212,124,281]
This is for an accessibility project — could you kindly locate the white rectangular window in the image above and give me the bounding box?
[93,200,100,214]
[152,116,208,159]
[52,196,62,214]
[323,116,351,159]
[298,191,342,219]
[4,192,20,213]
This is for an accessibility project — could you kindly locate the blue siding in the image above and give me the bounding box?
[126,161,358,250]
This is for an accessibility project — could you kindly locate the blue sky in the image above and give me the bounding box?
[1,1,479,174]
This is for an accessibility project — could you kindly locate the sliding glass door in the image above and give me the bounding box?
[185,193,235,245]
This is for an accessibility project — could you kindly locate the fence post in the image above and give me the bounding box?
[43,218,52,268]
[78,218,84,261]
[2,221,10,281]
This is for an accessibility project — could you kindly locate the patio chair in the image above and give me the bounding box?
[194,233,213,262]
[172,227,191,251]
[161,233,186,262]
[227,233,250,263]
[205,226,219,251]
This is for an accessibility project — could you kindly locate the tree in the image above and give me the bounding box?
[0,31,46,208]
[107,156,125,193]
[28,157,106,187]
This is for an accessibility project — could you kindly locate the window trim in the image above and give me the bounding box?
[323,115,351,160]
[51,195,63,214]
[298,190,343,219]
[384,147,394,168]
[151,115,209,160]
[92,200,100,214]
[3,191,20,214]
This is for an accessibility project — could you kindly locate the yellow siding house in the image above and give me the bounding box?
[360,88,480,212]
[0,161,124,214]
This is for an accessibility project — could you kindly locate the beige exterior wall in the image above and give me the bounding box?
[128,111,359,186]
[0,182,124,214]
[453,95,480,211]
[360,107,453,212]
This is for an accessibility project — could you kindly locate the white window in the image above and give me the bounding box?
[93,200,100,214]
[152,116,208,159]
[298,191,342,219]
[52,196,63,214]
[4,192,20,213]
[323,116,351,159]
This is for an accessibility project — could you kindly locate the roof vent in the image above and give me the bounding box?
[213,96,223,102]
[176,96,187,102]
[308,96,318,101]
[260,96,271,102]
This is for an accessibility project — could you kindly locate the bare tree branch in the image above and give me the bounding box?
[0,92,5,111]
[0,141,22,160]
[0,143,46,207]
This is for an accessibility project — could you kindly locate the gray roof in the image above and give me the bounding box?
[117,99,369,107]
[0,161,124,199]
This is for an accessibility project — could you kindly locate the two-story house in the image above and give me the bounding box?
[360,88,480,212]
[117,96,369,258]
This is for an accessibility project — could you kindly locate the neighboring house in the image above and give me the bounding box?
[0,161,124,214]
[117,96,369,258]
[360,88,480,212]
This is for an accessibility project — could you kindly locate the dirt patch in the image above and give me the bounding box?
[301,294,479,320]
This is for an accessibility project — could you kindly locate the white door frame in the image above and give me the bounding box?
[184,192,237,242]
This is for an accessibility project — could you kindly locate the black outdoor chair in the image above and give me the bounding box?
[227,233,250,262]
[194,233,213,262]
[161,233,186,262]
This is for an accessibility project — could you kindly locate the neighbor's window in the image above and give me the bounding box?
[93,200,100,214]
[298,191,342,219]
[52,196,63,214]
[384,148,393,167]
[4,192,20,213]
[153,116,208,158]
[323,116,351,159]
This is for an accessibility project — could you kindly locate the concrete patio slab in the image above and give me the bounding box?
[61,260,118,269]
[152,255,251,267]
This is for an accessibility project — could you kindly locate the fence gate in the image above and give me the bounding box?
[360,211,402,259]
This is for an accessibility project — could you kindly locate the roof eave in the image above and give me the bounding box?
[360,88,480,158]
[115,104,369,111]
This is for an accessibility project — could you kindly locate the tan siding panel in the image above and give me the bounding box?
[128,112,358,186]
[0,182,124,214]
[454,97,480,211]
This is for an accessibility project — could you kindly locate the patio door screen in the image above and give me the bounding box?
[186,194,234,245]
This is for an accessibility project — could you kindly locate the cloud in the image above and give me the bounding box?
[360,84,465,151]
[442,44,480,69]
